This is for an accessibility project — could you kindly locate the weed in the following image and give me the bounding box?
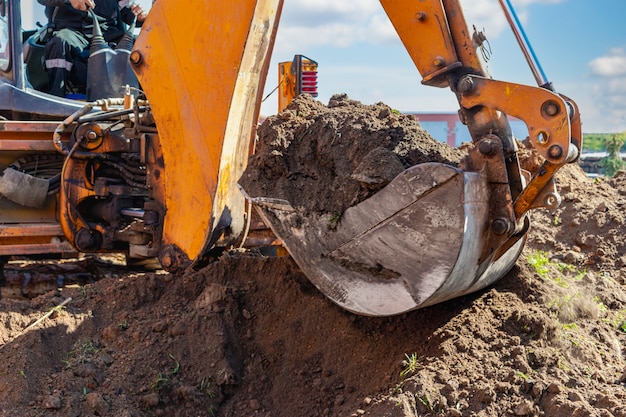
[527,250,586,287]
[199,378,216,399]
[416,394,441,413]
[547,292,579,310]
[574,267,587,282]
[552,214,562,226]
[603,310,625,328]
[527,250,550,276]
[169,354,180,375]
[18,370,26,379]
[151,354,181,393]
[118,320,129,330]
[151,372,170,392]
[563,323,582,347]
[557,356,570,371]
[327,213,341,230]
[64,340,100,368]
[594,297,608,314]
[400,352,419,379]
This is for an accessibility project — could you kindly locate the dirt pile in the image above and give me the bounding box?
[240,93,464,215]
[0,96,625,417]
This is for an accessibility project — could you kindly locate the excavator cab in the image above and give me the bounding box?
[0,1,87,119]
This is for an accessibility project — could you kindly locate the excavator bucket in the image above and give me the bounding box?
[244,163,525,316]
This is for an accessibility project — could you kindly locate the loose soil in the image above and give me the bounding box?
[1,95,625,417]
[240,94,464,215]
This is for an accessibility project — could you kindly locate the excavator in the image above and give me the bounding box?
[0,0,580,316]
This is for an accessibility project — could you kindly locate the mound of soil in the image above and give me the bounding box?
[1,96,625,417]
[240,93,464,215]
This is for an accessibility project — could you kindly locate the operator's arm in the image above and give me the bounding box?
[119,2,147,25]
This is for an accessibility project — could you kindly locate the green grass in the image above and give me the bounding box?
[64,340,101,368]
[400,352,419,379]
[526,250,586,287]
[583,132,626,152]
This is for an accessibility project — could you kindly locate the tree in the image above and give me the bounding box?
[598,133,626,177]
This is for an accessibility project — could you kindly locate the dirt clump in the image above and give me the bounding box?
[240,93,464,215]
[1,96,626,417]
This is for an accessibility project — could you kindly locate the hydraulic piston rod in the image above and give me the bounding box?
[497,0,552,90]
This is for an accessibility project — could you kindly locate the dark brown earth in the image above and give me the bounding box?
[1,95,625,417]
[240,94,464,215]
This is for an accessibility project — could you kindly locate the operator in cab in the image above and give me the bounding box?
[37,0,147,98]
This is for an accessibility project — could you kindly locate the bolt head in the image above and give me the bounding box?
[130,51,142,65]
[548,145,563,160]
[457,76,474,94]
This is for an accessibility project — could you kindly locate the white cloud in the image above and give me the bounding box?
[583,48,626,132]
[277,0,394,50]
[589,48,626,77]
[275,0,553,52]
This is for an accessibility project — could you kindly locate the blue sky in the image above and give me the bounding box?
[22,0,626,133]
[264,0,626,134]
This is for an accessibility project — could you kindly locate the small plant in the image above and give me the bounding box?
[598,133,626,177]
[593,296,608,314]
[561,323,581,347]
[169,354,180,375]
[526,250,586,287]
[151,354,181,393]
[556,356,570,371]
[527,250,550,277]
[151,372,170,392]
[199,378,216,399]
[416,394,441,413]
[562,323,579,331]
[64,340,101,368]
[400,352,419,379]
[327,213,341,230]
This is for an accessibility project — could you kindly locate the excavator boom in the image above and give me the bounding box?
[129,1,283,269]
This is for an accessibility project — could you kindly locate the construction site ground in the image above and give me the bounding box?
[1,96,626,417]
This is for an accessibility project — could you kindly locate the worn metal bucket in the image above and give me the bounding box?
[242,162,525,316]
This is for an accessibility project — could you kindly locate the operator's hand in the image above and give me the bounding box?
[69,0,96,12]
[130,3,148,23]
